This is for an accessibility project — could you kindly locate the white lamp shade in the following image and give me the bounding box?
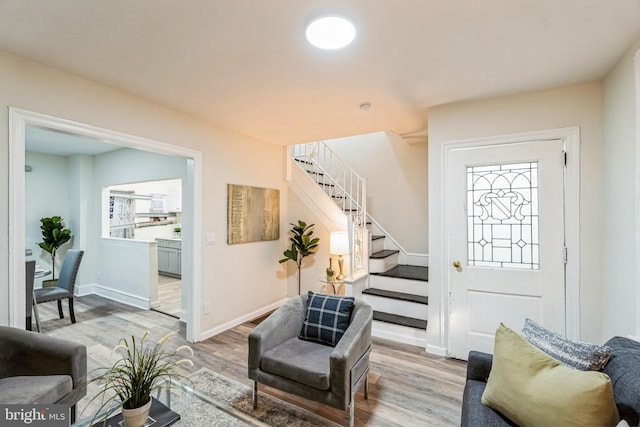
[330,231,349,255]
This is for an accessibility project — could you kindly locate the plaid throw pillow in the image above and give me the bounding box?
[299,291,355,347]
[522,318,611,370]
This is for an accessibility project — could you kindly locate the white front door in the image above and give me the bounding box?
[447,139,566,359]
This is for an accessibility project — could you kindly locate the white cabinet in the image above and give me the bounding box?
[157,239,181,278]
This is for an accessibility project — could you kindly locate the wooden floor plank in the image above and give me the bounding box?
[37,295,465,426]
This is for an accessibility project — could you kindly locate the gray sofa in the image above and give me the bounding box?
[248,294,373,427]
[461,336,640,426]
[0,326,87,422]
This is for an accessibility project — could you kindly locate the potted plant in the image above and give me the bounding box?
[173,226,181,237]
[88,331,193,427]
[279,220,320,295]
[38,216,71,287]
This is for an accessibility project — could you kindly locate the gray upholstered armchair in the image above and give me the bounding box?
[0,326,87,422]
[248,294,373,427]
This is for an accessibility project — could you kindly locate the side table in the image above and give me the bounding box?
[319,279,344,295]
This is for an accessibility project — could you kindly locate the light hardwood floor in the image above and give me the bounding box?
[38,295,466,426]
[153,274,182,318]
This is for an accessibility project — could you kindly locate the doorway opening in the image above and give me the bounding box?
[10,108,202,342]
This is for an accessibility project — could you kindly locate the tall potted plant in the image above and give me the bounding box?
[38,216,72,286]
[279,220,320,295]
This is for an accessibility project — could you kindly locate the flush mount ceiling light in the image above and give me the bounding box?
[305,16,356,50]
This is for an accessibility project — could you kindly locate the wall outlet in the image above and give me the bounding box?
[203,302,211,314]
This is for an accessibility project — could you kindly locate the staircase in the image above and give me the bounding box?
[291,141,428,347]
[364,222,429,347]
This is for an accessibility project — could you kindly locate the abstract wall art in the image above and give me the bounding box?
[227,184,280,244]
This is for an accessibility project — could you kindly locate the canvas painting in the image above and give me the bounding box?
[227,184,280,244]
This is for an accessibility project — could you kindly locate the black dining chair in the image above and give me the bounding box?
[25,260,36,331]
[35,249,84,324]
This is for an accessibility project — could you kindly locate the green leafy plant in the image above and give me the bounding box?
[279,220,320,294]
[87,331,193,423]
[326,267,335,281]
[38,216,72,280]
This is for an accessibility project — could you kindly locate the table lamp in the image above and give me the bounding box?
[330,231,349,280]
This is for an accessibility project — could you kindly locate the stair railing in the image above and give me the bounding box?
[291,141,368,276]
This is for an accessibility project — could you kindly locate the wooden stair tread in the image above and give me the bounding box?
[373,311,427,330]
[371,265,429,282]
[370,249,399,259]
[363,288,428,305]
[371,235,385,241]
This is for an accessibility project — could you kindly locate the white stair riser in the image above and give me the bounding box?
[372,322,427,347]
[370,275,428,296]
[371,238,385,253]
[369,253,399,273]
[363,294,428,320]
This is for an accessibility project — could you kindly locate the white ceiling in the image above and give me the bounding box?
[2,1,640,146]
[25,125,120,156]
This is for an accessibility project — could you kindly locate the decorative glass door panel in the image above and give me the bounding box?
[467,162,539,270]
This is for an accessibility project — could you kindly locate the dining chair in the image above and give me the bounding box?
[25,260,36,331]
[34,249,84,324]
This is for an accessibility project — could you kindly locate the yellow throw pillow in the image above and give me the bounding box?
[481,323,619,427]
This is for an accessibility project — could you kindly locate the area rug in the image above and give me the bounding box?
[184,368,340,426]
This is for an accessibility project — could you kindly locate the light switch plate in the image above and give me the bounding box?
[205,233,216,245]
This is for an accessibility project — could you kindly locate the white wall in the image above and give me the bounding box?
[0,50,288,337]
[285,191,334,296]
[84,238,158,309]
[326,131,428,254]
[427,82,605,350]
[601,39,640,339]
[25,152,72,279]
[68,154,94,287]
[83,149,187,304]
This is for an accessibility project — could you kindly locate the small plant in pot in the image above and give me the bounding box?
[38,216,71,287]
[87,331,193,427]
[279,220,319,295]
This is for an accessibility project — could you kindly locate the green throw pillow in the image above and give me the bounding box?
[481,323,619,427]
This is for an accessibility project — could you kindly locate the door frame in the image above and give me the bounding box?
[441,127,580,354]
[8,107,203,342]
[634,48,640,338]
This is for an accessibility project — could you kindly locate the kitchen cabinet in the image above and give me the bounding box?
[157,238,181,278]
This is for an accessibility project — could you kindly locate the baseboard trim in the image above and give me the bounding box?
[198,297,289,341]
[425,344,447,357]
[76,283,150,310]
[372,321,426,348]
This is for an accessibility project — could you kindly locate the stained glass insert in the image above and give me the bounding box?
[467,162,539,269]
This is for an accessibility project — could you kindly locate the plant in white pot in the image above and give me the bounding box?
[38,216,71,287]
[88,331,193,427]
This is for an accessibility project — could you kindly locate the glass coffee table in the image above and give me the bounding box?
[73,379,269,427]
